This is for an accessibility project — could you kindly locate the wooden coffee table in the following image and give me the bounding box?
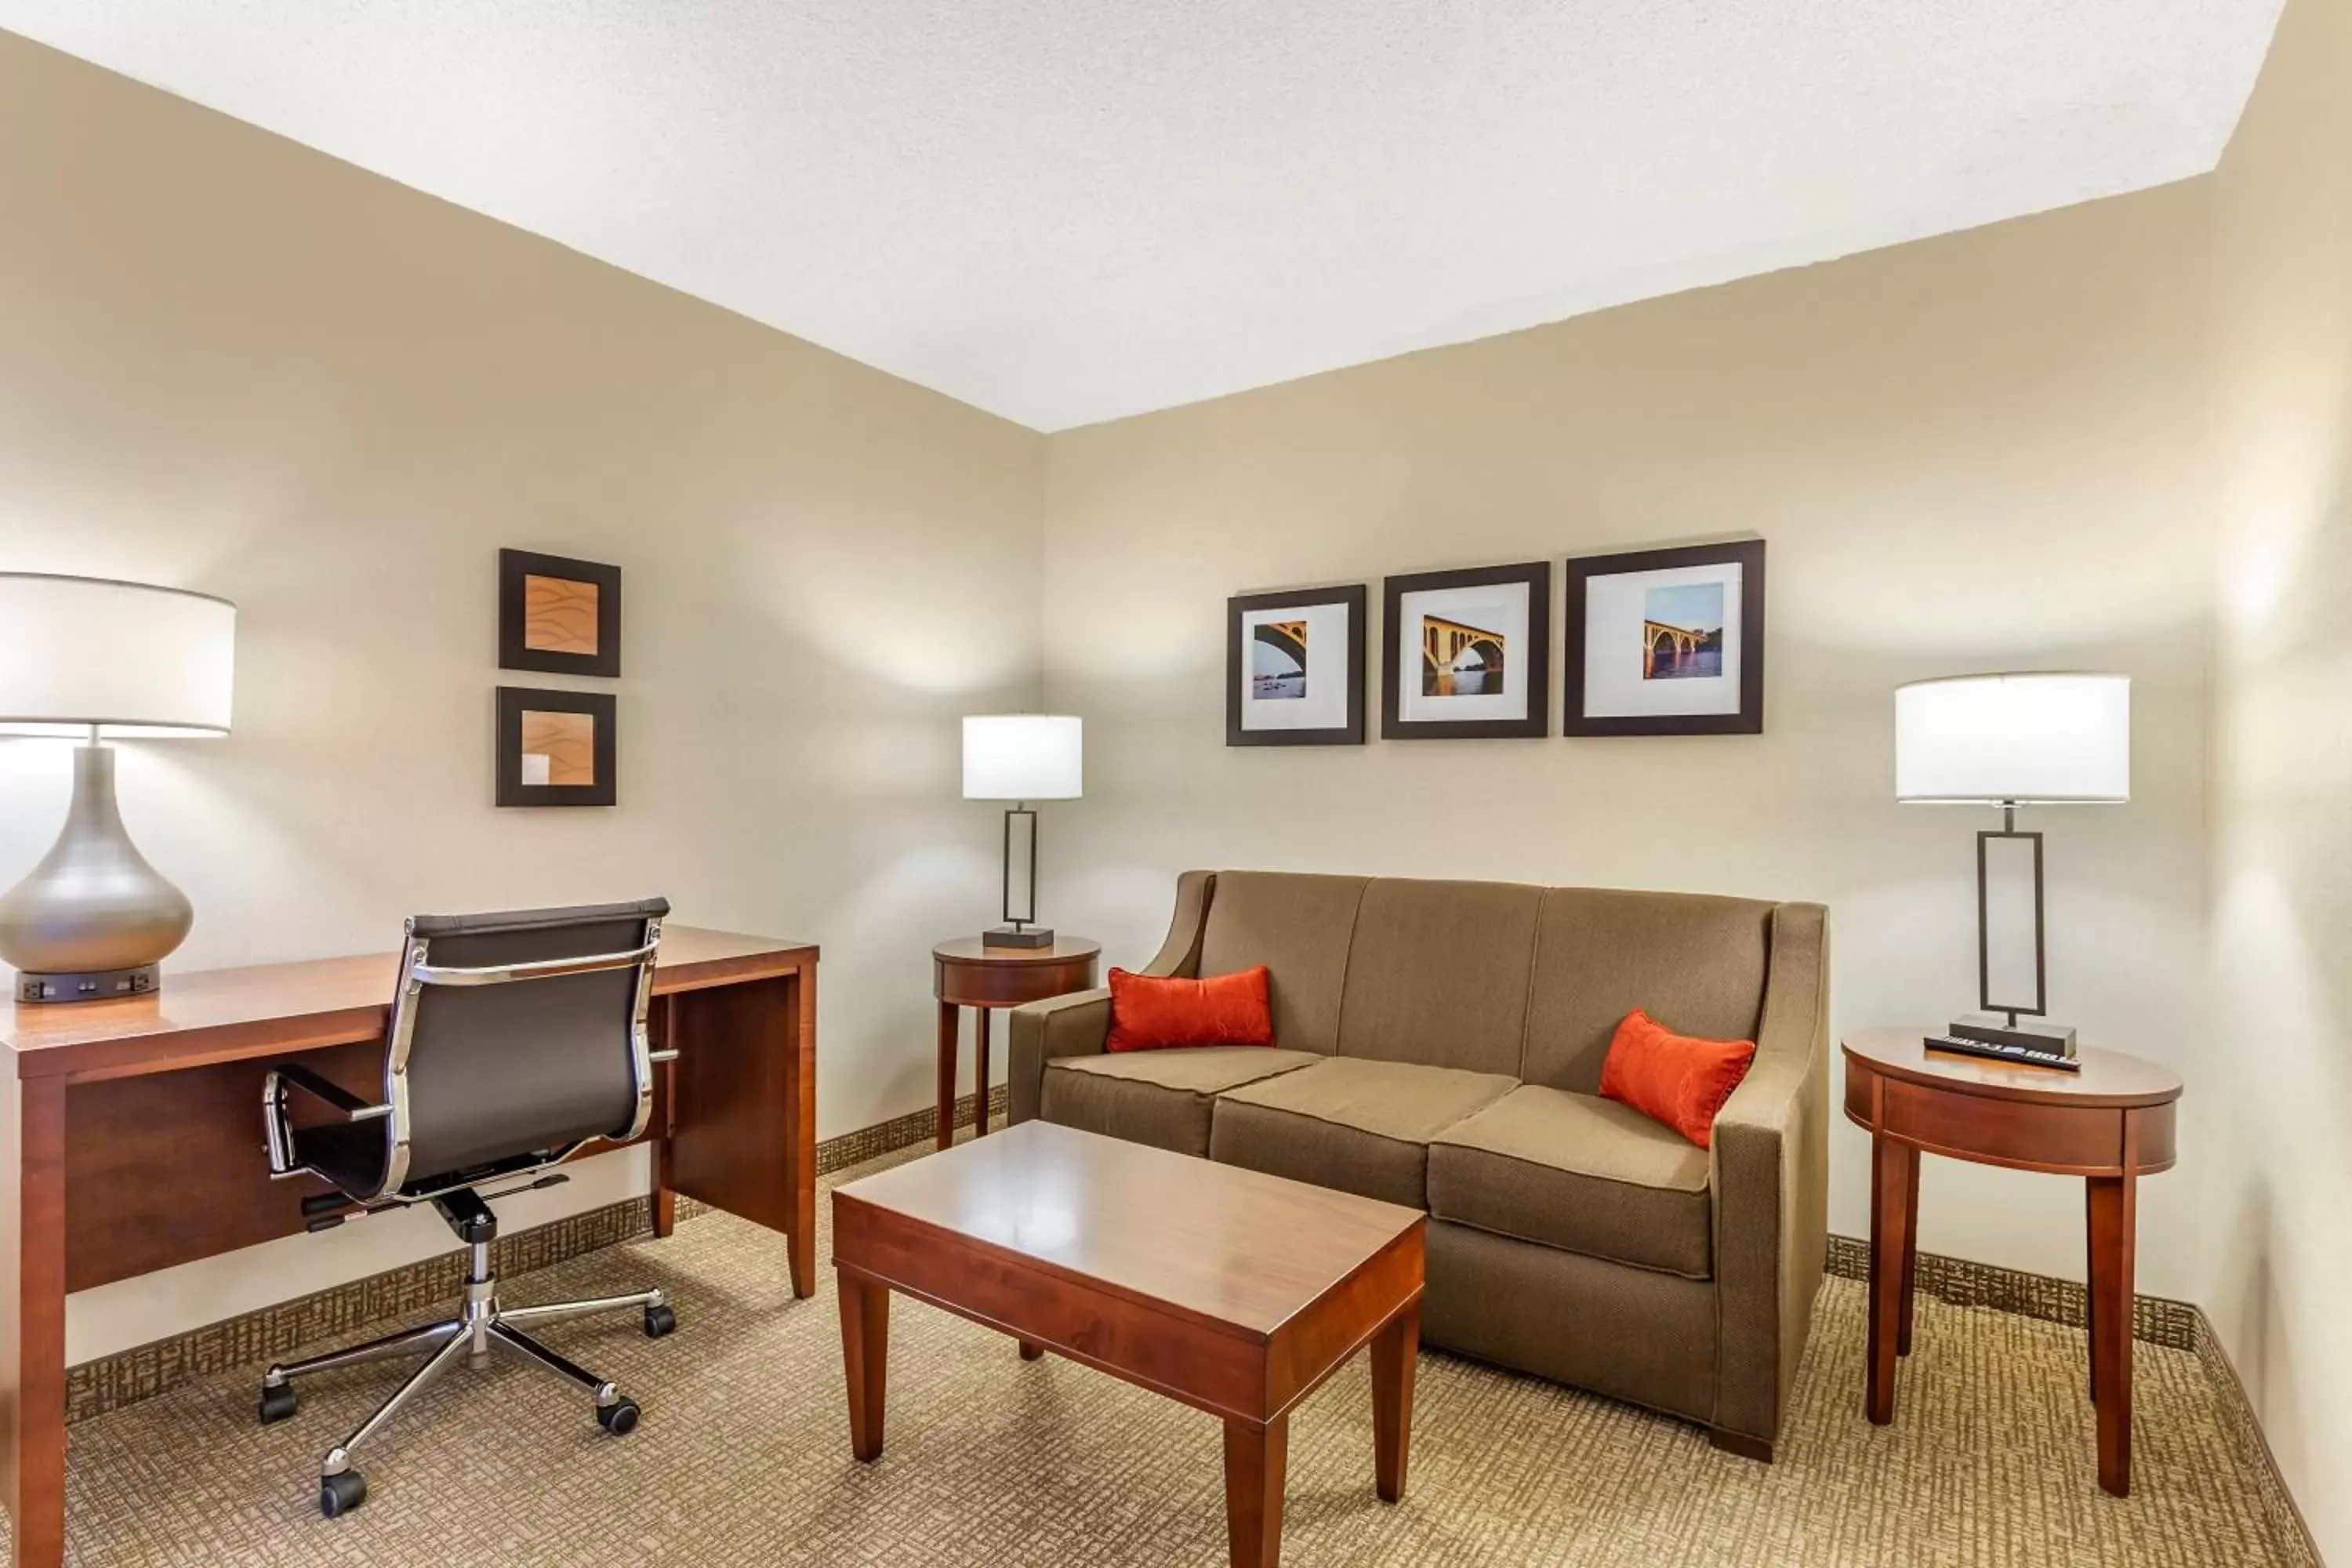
[832,1120,1426,1566]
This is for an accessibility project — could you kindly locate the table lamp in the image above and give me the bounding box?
[0,573,236,1003]
[962,714,1081,949]
[1895,672,2129,1058]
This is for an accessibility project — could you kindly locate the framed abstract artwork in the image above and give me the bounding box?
[495,686,617,807]
[1227,583,1367,746]
[499,549,622,678]
[1563,539,1765,736]
[1381,561,1551,739]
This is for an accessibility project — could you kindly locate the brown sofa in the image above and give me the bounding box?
[1007,870,1829,1460]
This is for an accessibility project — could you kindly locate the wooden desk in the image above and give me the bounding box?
[1842,1027,2180,1497]
[931,937,1100,1149]
[0,924,817,1568]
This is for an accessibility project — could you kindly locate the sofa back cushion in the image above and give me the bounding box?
[1198,871,1368,1052]
[1521,887,1775,1094]
[1335,878,1544,1076]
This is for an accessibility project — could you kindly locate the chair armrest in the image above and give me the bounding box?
[1708,902,1831,1451]
[263,1063,392,1177]
[1008,989,1112,1126]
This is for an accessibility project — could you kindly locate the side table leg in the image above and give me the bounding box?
[935,1002,959,1152]
[2088,1172,2136,1496]
[1223,1415,1288,1568]
[2085,1180,2100,1406]
[839,1272,890,1462]
[974,1007,992,1139]
[1865,1133,1916,1425]
[1897,1142,1920,1356]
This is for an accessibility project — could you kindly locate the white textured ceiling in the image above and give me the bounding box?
[0,2,2283,430]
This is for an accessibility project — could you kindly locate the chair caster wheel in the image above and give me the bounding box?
[259,1383,299,1425]
[319,1469,367,1518]
[643,1304,677,1338]
[598,1396,641,1436]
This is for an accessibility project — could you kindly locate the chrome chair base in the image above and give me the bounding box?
[259,1235,673,1517]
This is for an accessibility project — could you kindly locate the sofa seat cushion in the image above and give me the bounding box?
[1040,1047,1322,1158]
[1209,1057,1515,1210]
[1428,1085,1713,1279]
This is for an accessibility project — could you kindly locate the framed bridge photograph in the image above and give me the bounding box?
[1563,539,1765,736]
[1381,561,1551,739]
[1227,583,1366,746]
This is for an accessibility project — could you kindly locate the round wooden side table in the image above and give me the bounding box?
[1842,1027,2182,1497]
[931,937,1101,1151]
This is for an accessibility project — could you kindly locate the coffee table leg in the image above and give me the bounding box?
[1371,1298,1419,1503]
[839,1273,890,1462]
[1223,1415,1288,1568]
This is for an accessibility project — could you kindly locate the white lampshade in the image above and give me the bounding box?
[1895,673,2129,804]
[963,714,1082,800]
[0,573,236,737]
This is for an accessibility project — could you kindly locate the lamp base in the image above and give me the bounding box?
[1950,1012,2077,1059]
[16,963,161,1005]
[982,924,1056,950]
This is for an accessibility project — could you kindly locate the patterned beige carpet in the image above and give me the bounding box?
[39,1142,2305,1566]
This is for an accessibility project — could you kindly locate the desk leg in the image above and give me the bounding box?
[1864,1133,1916,1426]
[935,1003,958,1152]
[2088,1171,2136,1497]
[1223,1415,1288,1568]
[788,964,818,1301]
[973,1008,991,1140]
[1,1073,71,1568]
[652,997,677,1239]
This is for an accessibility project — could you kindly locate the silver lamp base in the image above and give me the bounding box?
[0,743,192,1004]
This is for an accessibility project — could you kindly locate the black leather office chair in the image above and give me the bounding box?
[257,898,677,1519]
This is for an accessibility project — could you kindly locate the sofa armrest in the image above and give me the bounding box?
[1137,869,1216,979]
[1007,988,1110,1125]
[1008,870,1218,1125]
[1708,901,1830,1453]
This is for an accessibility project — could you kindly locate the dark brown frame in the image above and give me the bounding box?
[495,686,618,807]
[1563,539,1766,737]
[499,549,622,678]
[1227,584,1367,746]
[1381,561,1550,740]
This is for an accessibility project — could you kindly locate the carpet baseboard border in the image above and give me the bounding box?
[64,1083,1007,1425]
[66,1090,2324,1568]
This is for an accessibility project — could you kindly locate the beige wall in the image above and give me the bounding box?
[1040,183,2224,1309]
[0,32,1046,1358]
[2205,0,2352,1556]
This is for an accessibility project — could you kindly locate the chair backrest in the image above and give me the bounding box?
[379,898,669,1195]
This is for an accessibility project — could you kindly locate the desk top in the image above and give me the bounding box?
[4,924,815,1082]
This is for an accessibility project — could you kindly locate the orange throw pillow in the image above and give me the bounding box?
[1599,1009,1757,1149]
[1105,966,1274,1052]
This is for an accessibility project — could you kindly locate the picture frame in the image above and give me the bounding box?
[499,549,622,678]
[1226,583,1367,746]
[1381,561,1551,740]
[495,686,618,807]
[1563,539,1765,736]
